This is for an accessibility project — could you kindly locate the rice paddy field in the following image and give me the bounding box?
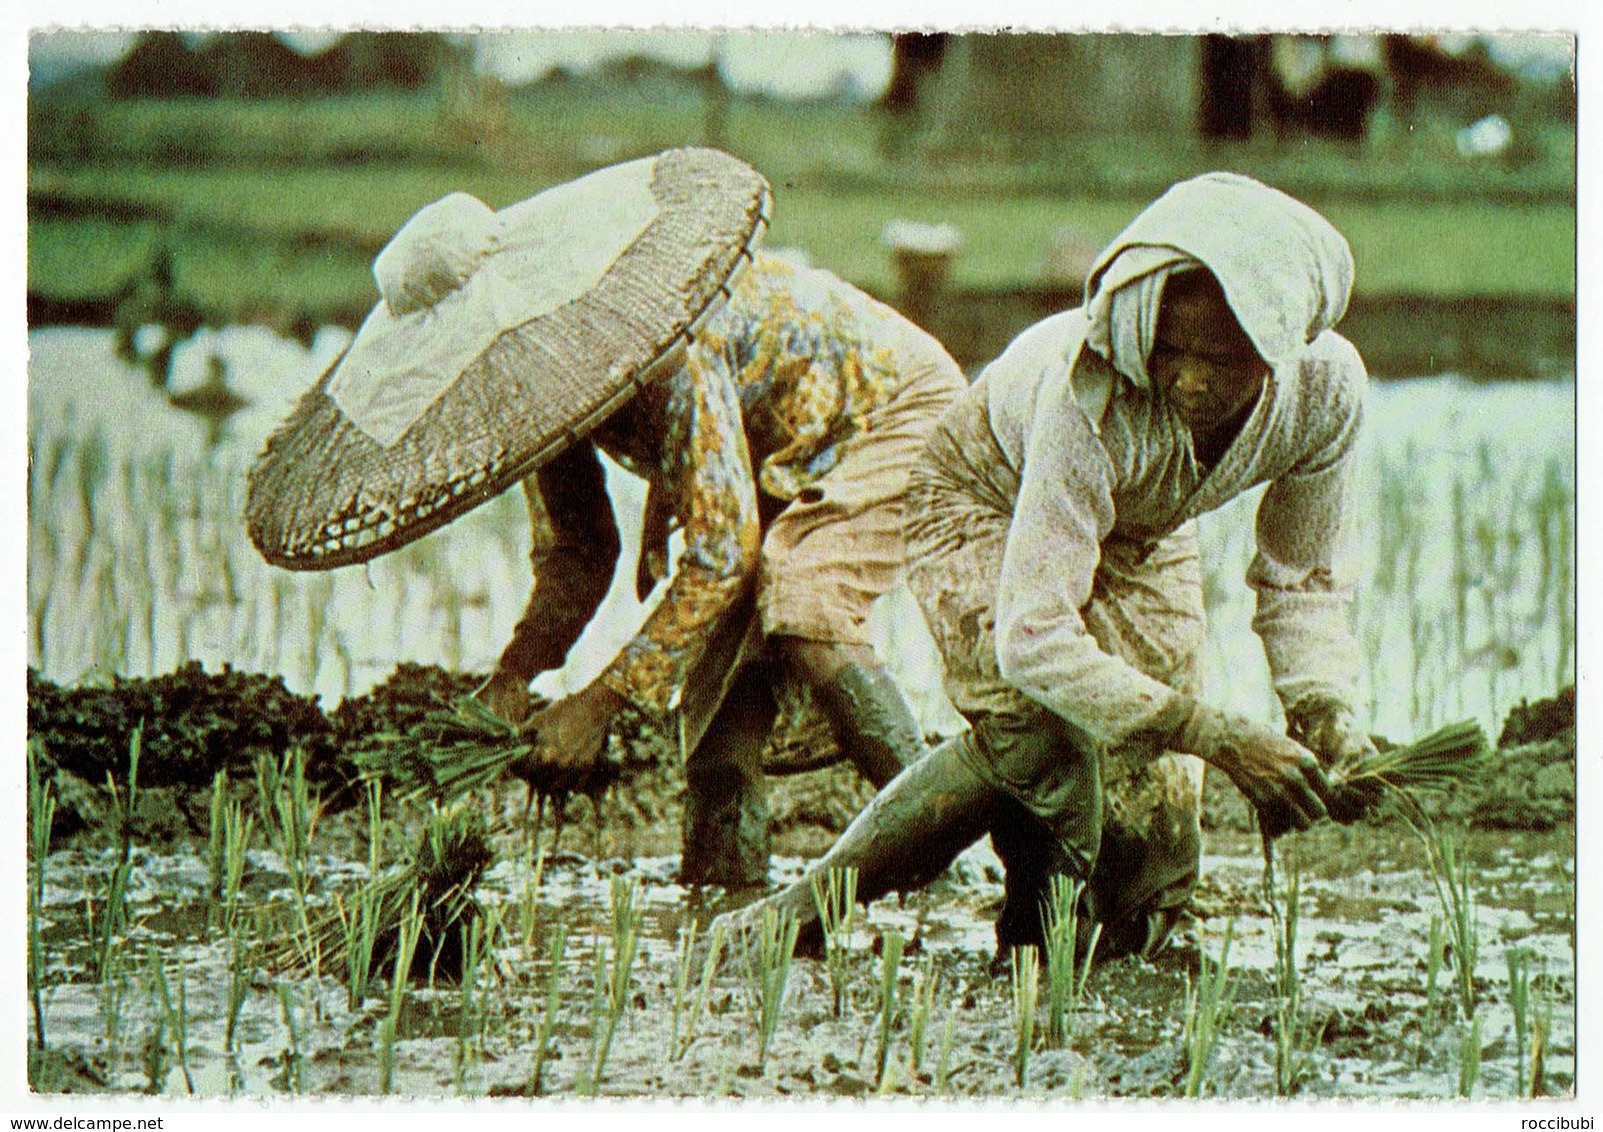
[23,324,1577,1100]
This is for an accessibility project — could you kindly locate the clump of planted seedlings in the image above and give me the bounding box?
[584,875,641,1091]
[255,747,322,938]
[1428,828,1481,1020]
[1042,875,1100,1047]
[811,865,859,1018]
[1182,920,1235,1098]
[146,949,194,1095]
[674,920,727,1062]
[454,904,502,1092]
[528,922,567,1095]
[515,844,546,949]
[340,884,383,1012]
[873,929,906,1086]
[99,948,132,1088]
[92,726,142,984]
[223,930,251,1059]
[1010,944,1040,1088]
[741,906,800,1073]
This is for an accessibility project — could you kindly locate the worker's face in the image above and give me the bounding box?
[1149,271,1269,439]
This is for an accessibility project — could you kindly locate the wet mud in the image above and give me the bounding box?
[26,670,1576,1100]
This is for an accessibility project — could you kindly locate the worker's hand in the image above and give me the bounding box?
[1287,700,1379,771]
[1289,700,1385,824]
[515,682,627,791]
[1173,701,1333,839]
[471,668,535,728]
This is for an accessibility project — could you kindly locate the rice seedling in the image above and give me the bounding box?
[934,1000,958,1095]
[1269,851,1310,1096]
[1530,971,1553,1098]
[98,949,131,1087]
[27,740,57,1052]
[365,777,385,877]
[907,955,939,1078]
[94,726,142,983]
[528,922,567,1096]
[219,797,253,930]
[578,875,642,1090]
[1457,1015,1482,1098]
[1427,829,1481,1021]
[515,844,547,949]
[140,1012,171,1097]
[378,892,425,1096]
[1419,912,1447,1060]
[1009,944,1040,1089]
[572,940,610,1098]
[276,982,305,1094]
[207,770,228,897]
[453,908,493,1092]
[1181,920,1235,1098]
[1506,947,1534,1097]
[146,949,194,1095]
[223,931,251,1056]
[340,884,383,1012]
[255,747,320,933]
[674,919,727,1062]
[741,905,801,1073]
[670,919,698,1055]
[873,929,906,1087]
[810,865,859,1019]
[1042,874,1100,1047]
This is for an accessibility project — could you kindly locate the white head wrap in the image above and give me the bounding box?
[1082,172,1354,390]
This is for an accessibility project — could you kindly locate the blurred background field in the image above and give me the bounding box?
[24,28,1577,732]
[28,30,1576,376]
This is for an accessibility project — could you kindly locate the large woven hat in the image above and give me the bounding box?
[246,147,771,570]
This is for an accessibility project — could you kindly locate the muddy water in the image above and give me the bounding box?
[29,817,1575,1100]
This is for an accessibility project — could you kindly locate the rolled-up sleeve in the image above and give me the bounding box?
[1248,352,1366,717]
[597,347,762,716]
[995,387,1191,748]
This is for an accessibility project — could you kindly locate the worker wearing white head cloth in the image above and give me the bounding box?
[724,173,1376,965]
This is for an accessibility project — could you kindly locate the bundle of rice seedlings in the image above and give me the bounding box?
[353,696,535,805]
[1327,719,1492,822]
[268,803,495,983]
[355,694,672,806]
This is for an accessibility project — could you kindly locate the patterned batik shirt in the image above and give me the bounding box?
[563,252,921,716]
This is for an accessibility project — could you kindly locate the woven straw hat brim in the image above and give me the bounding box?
[245,148,771,570]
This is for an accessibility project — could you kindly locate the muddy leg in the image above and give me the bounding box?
[973,712,1103,961]
[1089,752,1204,960]
[715,731,1000,948]
[774,637,926,787]
[679,663,779,889]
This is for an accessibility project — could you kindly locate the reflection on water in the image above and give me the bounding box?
[27,326,1574,741]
